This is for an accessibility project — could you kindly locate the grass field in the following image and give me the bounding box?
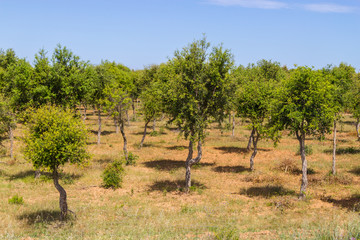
[0,110,359,239]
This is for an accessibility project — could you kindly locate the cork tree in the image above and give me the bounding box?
[167,37,234,192]
[270,66,334,199]
[24,106,89,220]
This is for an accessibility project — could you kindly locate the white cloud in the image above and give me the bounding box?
[303,3,354,13]
[206,0,288,9]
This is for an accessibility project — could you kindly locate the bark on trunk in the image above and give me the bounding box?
[132,99,136,121]
[139,120,150,148]
[120,121,128,161]
[34,170,41,179]
[185,139,202,193]
[332,120,337,175]
[152,118,156,131]
[97,107,101,145]
[247,127,255,151]
[114,118,119,134]
[250,129,260,171]
[53,169,68,220]
[297,131,308,200]
[9,126,14,159]
[126,110,130,126]
[356,118,360,141]
[232,113,235,137]
[81,103,87,122]
[228,113,231,124]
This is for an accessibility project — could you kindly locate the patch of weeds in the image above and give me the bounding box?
[8,194,24,205]
[296,145,313,156]
[180,205,196,214]
[189,184,205,194]
[159,126,165,134]
[244,172,282,184]
[268,197,294,213]
[123,152,139,166]
[102,160,125,189]
[61,173,75,185]
[275,158,299,174]
[39,174,52,182]
[109,144,113,148]
[210,224,239,240]
[324,172,352,185]
[150,131,159,136]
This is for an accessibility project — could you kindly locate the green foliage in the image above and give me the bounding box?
[24,105,90,172]
[296,145,313,156]
[166,36,234,142]
[149,131,159,136]
[211,224,239,240]
[123,152,139,166]
[8,194,24,205]
[102,160,125,189]
[0,94,16,138]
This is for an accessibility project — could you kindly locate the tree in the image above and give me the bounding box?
[270,66,334,199]
[235,60,282,171]
[0,94,16,157]
[348,73,360,141]
[167,37,234,192]
[24,105,89,220]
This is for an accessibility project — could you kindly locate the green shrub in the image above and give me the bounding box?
[8,194,24,205]
[124,152,139,166]
[296,145,313,156]
[102,160,125,189]
[211,224,239,240]
[150,131,159,136]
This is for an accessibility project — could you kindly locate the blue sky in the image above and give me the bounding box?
[0,0,359,70]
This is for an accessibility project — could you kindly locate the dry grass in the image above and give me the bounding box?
[0,111,359,239]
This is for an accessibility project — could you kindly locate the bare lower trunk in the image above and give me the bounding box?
[152,118,156,131]
[139,120,150,148]
[297,131,308,199]
[247,127,255,151]
[332,120,337,175]
[228,113,231,124]
[185,139,202,193]
[34,170,41,179]
[9,126,14,159]
[53,169,68,220]
[232,113,235,137]
[250,129,260,171]
[97,108,101,145]
[356,119,360,141]
[126,110,130,126]
[120,121,128,161]
[132,99,136,121]
[82,103,87,122]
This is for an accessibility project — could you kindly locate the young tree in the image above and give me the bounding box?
[270,66,334,199]
[24,106,89,220]
[0,94,16,158]
[235,60,282,171]
[167,37,234,192]
[348,74,360,140]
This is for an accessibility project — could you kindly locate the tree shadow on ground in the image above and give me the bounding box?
[213,165,250,173]
[94,158,113,165]
[90,130,115,136]
[321,194,360,212]
[166,145,188,151]
[214,147,271,154]
[240,185,296,198]
[324,147,360,155]
[143,159,214,171]
[148,179,207,192]
[8,170,82,182]
[17,210,64,225]
[349,167,360,176]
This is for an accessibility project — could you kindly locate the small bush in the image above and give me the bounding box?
[8,194,24,205]
[150,131,159,136]
[296,145,313,156]
[124,152,139,166]
[102,161,125,189]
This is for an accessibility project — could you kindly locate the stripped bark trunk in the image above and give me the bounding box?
[53,169,68,220]
[356,118,360,141]
[139,120,150,148]
[332,120,337,175]
[120,121,128,161]
[185,139,202,193]
[97,107,101,145]
[250,128,260,171]
[232,113,235,137]
[9,126,13,159]
[297,130,308,200]
[247,127,255,151]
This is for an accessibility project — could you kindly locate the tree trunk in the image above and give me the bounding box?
[9,125,14,159]
[139,120,150,148]
[152,118,156,131]
[247,127,255,151]
[356,118,360,141]
[97,107,101,145]
[332,120,337,175]
[53,169,68,221]
[232,113,235,137]
[132,99,136,121]
[297,131,308,200]
[185,139,202,193]
[250,129,260,171]
[81,103,87,123]
[34,170,41,179]
[120,121,128,161]
[228,113,231,124]
[126,110,130,126]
